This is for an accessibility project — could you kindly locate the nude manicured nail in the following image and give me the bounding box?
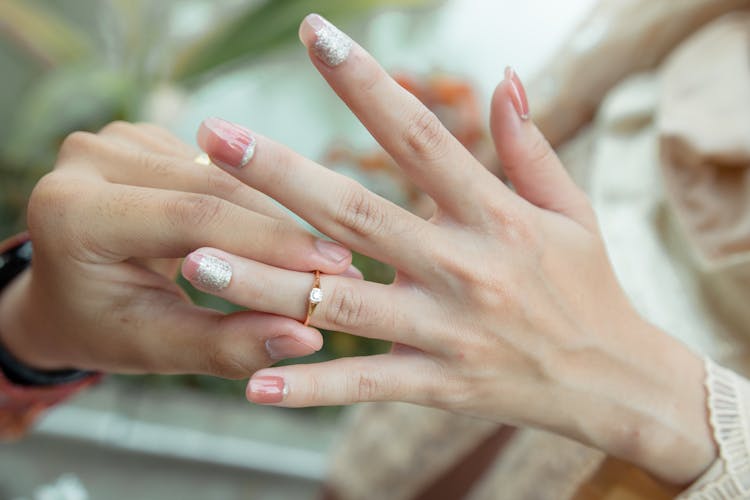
[183,253,232,292]
[504,66,529,120]
[198,117,256,168]
[247,376,288,403]
[265,336,317,361]
[304,14,352,67]
[342,264,363,280]
[315,239,350,264]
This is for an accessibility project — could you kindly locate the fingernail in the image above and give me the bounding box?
[247,376,288,404]
[504,66,529,120]
[315,239,350,264]
[198,117,256,168]
[182,252,232,292]
[303,14,352,67]
[265,336,318,361]
[342,264,363,280]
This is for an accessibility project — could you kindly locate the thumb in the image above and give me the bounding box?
[490,67,595,230]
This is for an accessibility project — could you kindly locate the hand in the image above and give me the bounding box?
[187,15,716,484]
[0,121,359,378]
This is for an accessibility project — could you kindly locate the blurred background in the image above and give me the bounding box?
[0,0,597,498]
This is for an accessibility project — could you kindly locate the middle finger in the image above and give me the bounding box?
[299,13,516,222]
[198,118,438,275]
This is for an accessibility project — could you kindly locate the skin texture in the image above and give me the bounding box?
[190,14,718,486]
[0,121,360,378]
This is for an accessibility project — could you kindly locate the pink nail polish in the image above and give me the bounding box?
[247,376,288,404]
[504,67,529,120]
[342,264,364,280]
[265,336,317,361]
[303,14,352,67]
[182,252,232,292]
[197,117,256,168]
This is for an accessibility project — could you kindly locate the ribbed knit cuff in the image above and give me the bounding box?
[678,358,750,499]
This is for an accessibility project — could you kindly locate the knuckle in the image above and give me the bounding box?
[430,246,513,312]
[417,362,459,408]
[402,108,448,161]
[353,373,380,402]
[471,279,514,314]
[355,58,382,94]
[98,120,132,136]
[304,374,322,404]
[255,217,296,248]
[27,173,78,238]
[430,244,478,286]
[135,150,173,177]
[206,165,242,199]
[504,212,539,249]
[335,182,388,238]
[484,203,538,247]
[324,283,369,329]
[426,377,462,408]
[58,131,99,162]
[165,193,226,230]
[259,146,292,187]
[207,335,255,378]
[347,368,401,403]
[133,122,165,136]
[526,133,556,167]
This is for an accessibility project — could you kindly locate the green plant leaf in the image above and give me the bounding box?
[4,65,136,169]
[0,0,94,68]
[172,0,435,83]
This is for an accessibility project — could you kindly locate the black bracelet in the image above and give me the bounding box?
[0,238,94,387]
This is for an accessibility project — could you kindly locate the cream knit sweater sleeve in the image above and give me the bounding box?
[678,359,750,499]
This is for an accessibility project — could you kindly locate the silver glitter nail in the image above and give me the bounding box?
[313,19,352,67]
[238,136,256,168]
[195,255,232,292]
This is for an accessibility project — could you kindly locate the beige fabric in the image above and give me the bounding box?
[326,402,499,500]
[467,431,604,500]
[678,359,750,499]
[326,10,750,500]
[530,0,750,148]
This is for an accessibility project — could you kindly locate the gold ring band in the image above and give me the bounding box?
[304,270,322,326]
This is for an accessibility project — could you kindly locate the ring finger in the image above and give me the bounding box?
[180,247,437,349]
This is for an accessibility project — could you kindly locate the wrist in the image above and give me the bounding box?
[583,318,717,485]
[0,269,60,371]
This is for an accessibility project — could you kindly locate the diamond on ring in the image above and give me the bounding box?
[304,270,322,326]
[309,287,323,304]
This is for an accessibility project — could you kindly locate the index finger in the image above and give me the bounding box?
[299,14,514,222]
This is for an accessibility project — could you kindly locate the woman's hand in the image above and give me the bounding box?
[0,121,359,378]
[188,15,717,485]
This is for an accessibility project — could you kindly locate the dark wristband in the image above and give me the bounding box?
[0,236,94,387]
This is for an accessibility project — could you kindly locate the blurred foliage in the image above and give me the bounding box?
[0,0,430,397]
[174,0,435,82]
